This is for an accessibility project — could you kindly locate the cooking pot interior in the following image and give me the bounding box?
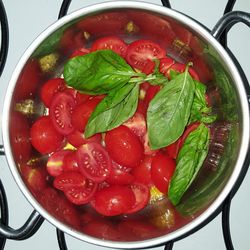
[6,5,245,245]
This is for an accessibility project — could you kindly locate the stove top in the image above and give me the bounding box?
[0,0,250,249]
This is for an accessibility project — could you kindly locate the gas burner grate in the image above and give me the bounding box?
[0,0,248,250]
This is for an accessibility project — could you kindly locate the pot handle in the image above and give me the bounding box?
[0,179,44,240]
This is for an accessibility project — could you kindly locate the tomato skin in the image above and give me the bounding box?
[67,130,101,148]
[126,183,150,214]
[30,116,65,154]
[131,155,153,185]
[53,171,86,191]
[91,185,136,216]
[76,142,112,183]
[105,125,144,168]
[40,78,66,107]
[126,39,166,71]
[91,36,128,58]
[62,151,80,172]
[49,92,76,135]
[71,97,102,132]
[151,152,176,193]
[159,57,175,77]
[144,85,161,107]
[70,47,90,58]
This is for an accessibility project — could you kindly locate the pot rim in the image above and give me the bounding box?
[2,1,250,248]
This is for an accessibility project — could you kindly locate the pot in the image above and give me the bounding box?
[1,1,250,248]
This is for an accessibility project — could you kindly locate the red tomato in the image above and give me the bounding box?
[70,47,90,58]
[144,85,161,107]
[91,36,128,58]
[106,161,134,185]
[126,39,166,71]
[67,130,101,148]
[62,151,79,172]
[64,178,97,205]
[71,97,102,132]
[9,112,32,164]
[76,142,112,183]
[14,59,41,102]
[46,149,72,177]
[136,100,147,116]
[143,132,159,156]
[49,92,76,135]
[105,125,144,168]
[40,78,66,107]
[20,165,48,192]
[168,63,200,81]
[141,59,155,75]
[30,116,65,154]
[131,155,153,185]
[91,185,136,216]
[151,152,176,193]
[77,12,129,35]
[159,57,175,77]
[126,183,150,214]
[53,171,86,191]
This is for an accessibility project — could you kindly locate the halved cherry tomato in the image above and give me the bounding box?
[151,152,176,193]
[71,97,102,132]
[40,78,66,107]
[91,36,128,58]
[64,178,97,205]
[30,116,65,154]
[126,39,166,71]
[141,59,155,75]
[91,185,136,216]
[62,151,79,172]
[76,142,111,183]
[66,130,101,148]
[159,57,175,77]
[49,92,76,135]
[70,47,90,58]
[53,171,86,191]
[105,125,144,168]
[106,161,134,185]
[46,149,72,177]
[131,155,153,185]
[126,183,150,214]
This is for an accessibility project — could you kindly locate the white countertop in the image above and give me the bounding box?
[0,0,250,249]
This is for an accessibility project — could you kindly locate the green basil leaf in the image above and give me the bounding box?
[63,50,139,95]
[168,123,210,205]
[147,69,195,149]
[189,80,217,124]
[84,83,139,138]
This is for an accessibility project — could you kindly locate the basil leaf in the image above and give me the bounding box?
[63,50,139,95]
[168,123,210,205]
[85,83,139,138]
[147,69,195,150]
[189,81,217,124]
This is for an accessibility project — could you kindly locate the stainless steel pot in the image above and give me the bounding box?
[1,1,250,249]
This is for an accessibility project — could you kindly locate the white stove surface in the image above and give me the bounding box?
[0,0,250,249]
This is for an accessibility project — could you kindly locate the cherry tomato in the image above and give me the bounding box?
[141,59,155,75]
[67,130,101,148]
[40,78,66,107]
[53,171,86,191]
[159,57,175,77]
[91,185,136,216]
[126,183,150,214]
[105,125,144,168]
[144,85,161,107]
[131,155,153,185]
[30,116,65,154]
[71,97,102,132]
[76,142,111,183]
[49,92,76,135]
[151,152,176,193]
[10,112,32,164]
[62,151,79,172]
[106,161,134,185]
[168,63,200,81]
[70,47,90,58]
[64,178,97,205]
[126,39,166,71]
[46,149,72,177]
[91,36,128,58]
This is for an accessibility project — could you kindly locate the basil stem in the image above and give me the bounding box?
[168,123,210,205]
[84,83,139,138]
[147,67,195,150]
